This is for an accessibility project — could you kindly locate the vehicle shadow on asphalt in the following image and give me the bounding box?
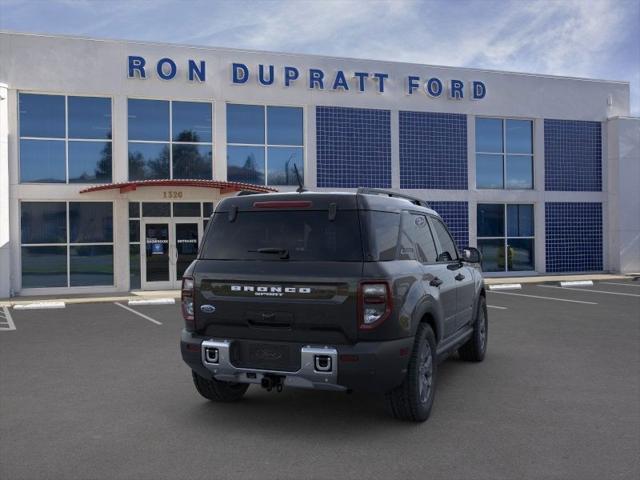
[182,357,471,436]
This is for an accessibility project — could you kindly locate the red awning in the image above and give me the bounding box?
[79,179,277,194]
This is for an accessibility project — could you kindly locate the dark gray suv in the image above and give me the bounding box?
[180,188,487,422]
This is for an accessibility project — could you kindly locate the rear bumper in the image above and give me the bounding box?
[180,330,413,393]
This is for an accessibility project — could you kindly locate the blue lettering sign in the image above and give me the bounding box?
[232,63,249,84]
[353,72,368,92]
[332,70,349,91]
[449,79,464,99]
[407,76,420,95]
[128,56,146,79]
[188,60,205,82]
[156,58,177,80]
[373,73,388,93]
[258,64,275,86]
[309,69,324,89]
[473,81,486,99]
[425,77,443,97]
[284,66,299,87]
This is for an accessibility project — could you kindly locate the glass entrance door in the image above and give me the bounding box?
[141,219,202,290]
[174,221,201,282]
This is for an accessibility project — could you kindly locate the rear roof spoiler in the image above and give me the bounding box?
[356,188,430,208]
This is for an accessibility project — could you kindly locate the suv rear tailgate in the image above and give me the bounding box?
[194,260,362,344]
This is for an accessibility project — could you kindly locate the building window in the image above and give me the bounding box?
[19,93,112,184]
[476,118,533,189]
[20,202,114,288]
[128,99,213,181]
[226,104,304,186]
[477,203,534,272]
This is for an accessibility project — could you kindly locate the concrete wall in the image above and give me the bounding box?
[607,117,640,273]
[0,83,9,298]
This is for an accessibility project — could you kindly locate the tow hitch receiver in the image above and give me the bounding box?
[261,374,285,392]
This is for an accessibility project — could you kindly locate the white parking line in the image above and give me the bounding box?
[128,298,175,306]
[489,291,598,305]
[539,285,640,298]
[14,301,66,310]
[114,302,163,325]
[601,282,640,288]
[0,306,16,331]
[487,305,508,310]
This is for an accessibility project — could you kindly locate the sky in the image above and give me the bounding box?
[1,0,639,114]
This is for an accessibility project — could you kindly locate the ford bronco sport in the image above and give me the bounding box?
[180,188,487,422]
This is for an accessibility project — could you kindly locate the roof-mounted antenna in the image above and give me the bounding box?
[293,164,307,193]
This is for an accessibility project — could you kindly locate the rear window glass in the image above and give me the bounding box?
[200,210,363,261]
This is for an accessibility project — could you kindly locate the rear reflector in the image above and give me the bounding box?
[253,201,312,209]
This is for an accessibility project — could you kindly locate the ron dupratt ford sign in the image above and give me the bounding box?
[127,56,487,100]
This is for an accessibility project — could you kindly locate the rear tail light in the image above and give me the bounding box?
[358,282,392,330]
[181,277,195,330]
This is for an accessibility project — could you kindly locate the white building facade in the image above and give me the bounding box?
[0,32,638,297]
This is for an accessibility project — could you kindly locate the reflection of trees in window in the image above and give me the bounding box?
[269,152,298,186]
[173,130,211,179]
[227,152,264,184]
[128,145,170,180]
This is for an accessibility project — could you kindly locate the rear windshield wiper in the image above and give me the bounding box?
[248,247,290,259]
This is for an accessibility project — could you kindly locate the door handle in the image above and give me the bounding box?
[455,273,465,281]
[429,277,443,287]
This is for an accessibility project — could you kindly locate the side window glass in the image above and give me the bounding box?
[407,214,438,263]
[431,218,458,262]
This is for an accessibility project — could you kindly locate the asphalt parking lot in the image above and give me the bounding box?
[1,280,639,480]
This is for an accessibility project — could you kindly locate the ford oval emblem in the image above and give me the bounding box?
[200,304,216,314]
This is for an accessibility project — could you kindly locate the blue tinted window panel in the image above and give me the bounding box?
[68,96,112,139]
[19,93,65,138]
[227,104,265,144]
[267,146,303,186]
[172,144,212,180]
[316,106,391,188]
[429,201,468,249]
[68,141,112,183]
[545,202,603,272]
[267,106,303,146]
[21,202,67,244]
[399,111,467,190]
[128,99,169,141]
[70,245,114,286]
[21,246,68,288]
[128,142,170,180]
[20,139,66,183]
[544,120,602,191]
[69,202,113,243]
[172,101,212,143]
[227,145,265,184]
[130,244,141,290]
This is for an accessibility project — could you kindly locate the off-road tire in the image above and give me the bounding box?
[384,323,437,422]
[192,371,249,402]
[459,295,488,362]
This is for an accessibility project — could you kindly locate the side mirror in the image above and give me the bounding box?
[461,247,482,264]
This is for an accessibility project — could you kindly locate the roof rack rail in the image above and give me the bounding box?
[356,188,430,208]
[236,190,265,196]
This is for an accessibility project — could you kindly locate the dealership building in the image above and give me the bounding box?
[0,31,638,297]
